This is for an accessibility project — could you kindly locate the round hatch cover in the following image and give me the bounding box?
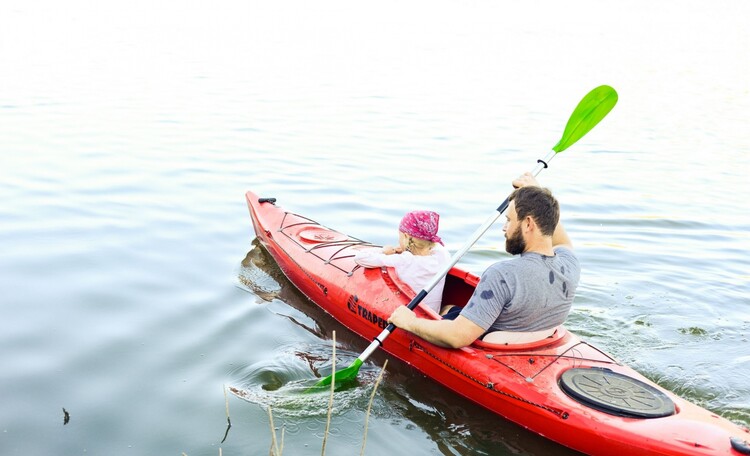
[299,227,348,243]
[559,368,675,418]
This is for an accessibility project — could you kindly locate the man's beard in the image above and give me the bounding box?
[505,225,526,255]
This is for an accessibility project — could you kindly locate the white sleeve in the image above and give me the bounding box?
[353,248,405,268]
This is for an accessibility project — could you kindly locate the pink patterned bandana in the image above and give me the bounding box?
[399,211,444,245]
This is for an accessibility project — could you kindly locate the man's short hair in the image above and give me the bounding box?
[508,186,560,236]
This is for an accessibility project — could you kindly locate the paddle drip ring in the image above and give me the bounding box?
[537,159,548,168]
[731,437,750,455]
[559,368,675,418]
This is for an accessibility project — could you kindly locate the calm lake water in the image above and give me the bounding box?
[1,1,749,455]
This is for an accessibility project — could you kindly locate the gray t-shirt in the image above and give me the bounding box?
[460,247,580,332]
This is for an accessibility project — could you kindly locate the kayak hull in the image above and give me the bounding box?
[245,191,750,456]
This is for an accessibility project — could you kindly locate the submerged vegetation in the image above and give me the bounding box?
[679,326,709,336]
[189,332,389,456]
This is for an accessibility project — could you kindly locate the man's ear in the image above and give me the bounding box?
[523,216,536,233]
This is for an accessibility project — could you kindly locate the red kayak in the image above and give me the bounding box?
[245,190,750,456]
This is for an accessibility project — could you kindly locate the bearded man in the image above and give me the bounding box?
[388,172,580,347]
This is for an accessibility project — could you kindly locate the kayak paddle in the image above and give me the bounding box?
[312,85,618,388]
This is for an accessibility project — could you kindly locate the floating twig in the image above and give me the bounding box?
[321,331,336,456]
[268,406,281,456]
[221,385,232,443]
[360,359,388,456]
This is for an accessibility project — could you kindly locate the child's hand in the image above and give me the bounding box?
[383,245,403,255]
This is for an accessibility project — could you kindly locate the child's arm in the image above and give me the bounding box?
[353,246,402,267]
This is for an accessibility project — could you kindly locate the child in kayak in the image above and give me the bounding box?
[389,172,580,347]
[353,210,450,313]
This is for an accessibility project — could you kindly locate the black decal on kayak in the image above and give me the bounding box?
[347,295,358,313]
[356,304,387,329]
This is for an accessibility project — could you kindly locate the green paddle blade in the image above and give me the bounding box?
[313,358,363,388]
[553,85,618,153]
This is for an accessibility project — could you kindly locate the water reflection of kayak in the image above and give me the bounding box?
[245,190,750,456]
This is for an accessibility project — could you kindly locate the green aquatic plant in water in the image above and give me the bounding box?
[679,326,708,336]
